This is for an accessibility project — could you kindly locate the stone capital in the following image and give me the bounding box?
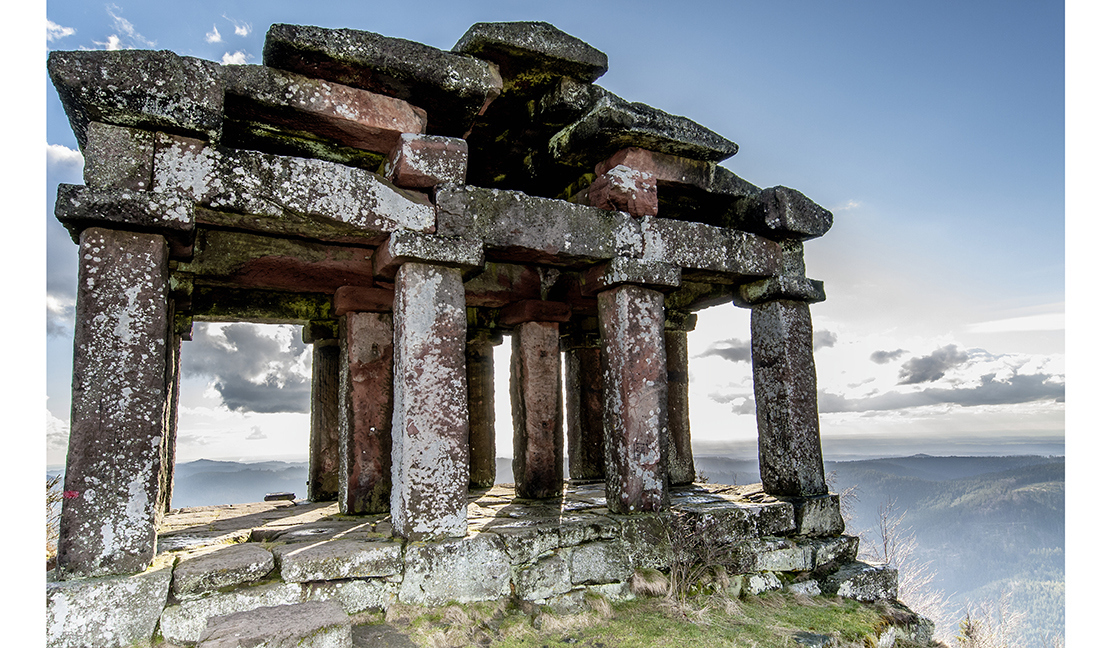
[734,276,826,307]
[55,184,195,259]
[373,231,484,280]
[581,257,681,296]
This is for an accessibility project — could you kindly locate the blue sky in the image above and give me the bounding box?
[37,0,1071,466]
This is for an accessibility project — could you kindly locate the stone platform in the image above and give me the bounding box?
[48,482,894,648]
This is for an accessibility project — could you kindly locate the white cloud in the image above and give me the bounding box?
[966,312,1066,333]
[224,14,252,37]
[47,143,83,174]
[222,51,249,65]
[107,5,155,47]
[47,20,75,42]
[47,293,75,337]
[832,199,861,212]
[93,34,123,51]
[206,25,222,43]
[47,408,69,452]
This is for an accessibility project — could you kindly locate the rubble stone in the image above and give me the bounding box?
[172,543,276,601]
[823,561,899,602]
[274,539,403,582]
[385,133,469,188]
[398,534,511,605]
[160,582,305,645]
[46,555,173,648]
[196,600,352,648]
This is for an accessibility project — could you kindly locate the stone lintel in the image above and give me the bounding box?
[597,284,670,513]
[464,262,543,308]
[510,321,565,499]
[581,257,681,296]
[59,227,171,579]
[334,285,395,315]
[47,49,224,149]
[665,280,735,313]
[262,23,503,137]
[191,286,333,324]
[750,300,827,497]
[498,299,572,327]
[223,63,428,155]
[385,133,469,189]
[587,165,658,217]
[83,122,155,191]
[154,134,436,243]
[735,276,827,307]
[55,184,195,259]
[302,319,340,343]
[435,185,643,267]
[339,312,394,514]
[559,315,600,351]
[373,231,484,280]
[452,21,608,84]
[391,262,470,539]
[178,228,378,294]
[729,186,833,241]
[643,216,782,283]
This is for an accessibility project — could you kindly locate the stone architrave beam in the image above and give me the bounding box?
[308,339,341,502]
[339,312,394,514]
[509,320,564,499]
[391,262,471,539]
[596,284,670,513]
[665,311,697,486]
[749,300,828,496]
[58,228,172,579]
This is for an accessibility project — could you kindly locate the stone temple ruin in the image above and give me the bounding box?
[47,21,932,648]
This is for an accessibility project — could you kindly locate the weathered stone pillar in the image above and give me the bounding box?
[665,310,697,486]
[307,330,340,502]
[158,331,183,513]
[58,227,173,579]
[509,321,564,498]
[562,319,605,482]
[338,312,394,513]
[466,325,499,489]
[390,262,472,539]
[500,300,571,499]
[596,282,672,513]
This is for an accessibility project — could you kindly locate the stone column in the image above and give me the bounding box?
[509,320,564,499]
[466,326,499,489]
[158,331,183,513]
[562,320,605,482]
[748,300,827,496]
[390,262,471,539]
[338,312,394,514]
[58,227,173,579]
[736,237,831,498]
[665,310,697,486]
[596,284,670,513]
[308,337,340,502]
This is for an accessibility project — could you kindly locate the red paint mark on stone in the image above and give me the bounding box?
[63,490,80,499]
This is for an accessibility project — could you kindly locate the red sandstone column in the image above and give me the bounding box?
[158,332,183,513]
[466,328,498,489]
[339,312,394,513]
[509,321,564,499]
[665,311,696,486]
[750,300,828,496]
[391,262,470,539]
[309,339,341,502]
[563,337,605,482]
[596,284,670,513]
[58,227,172,579]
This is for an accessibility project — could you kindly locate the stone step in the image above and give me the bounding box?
[197,600,351,648]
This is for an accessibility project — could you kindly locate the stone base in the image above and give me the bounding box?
[49,483,866,648]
